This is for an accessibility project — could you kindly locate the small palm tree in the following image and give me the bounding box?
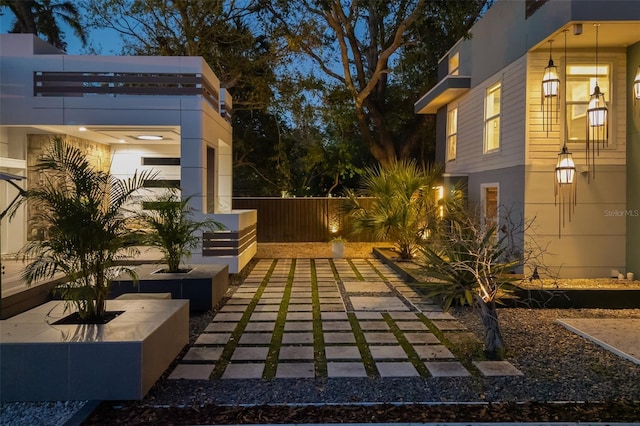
[136,191,225,273]
[15,137,153,321]
[343,160,447,259]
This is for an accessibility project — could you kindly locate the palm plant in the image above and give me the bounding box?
[1,0,87,50]
[343,160,446,259]
[136,190,225,273]
[14,137,153,321]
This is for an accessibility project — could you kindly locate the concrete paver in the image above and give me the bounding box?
[172,257,563,384]
[327,362,368,377]
[168,364,215,380]
[473,361,524,376]
[376,362,420,377]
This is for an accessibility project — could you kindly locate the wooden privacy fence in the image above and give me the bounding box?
[232,197,377,242]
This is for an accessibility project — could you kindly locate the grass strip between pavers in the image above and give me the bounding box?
[365,258,389,281]
[310,259,328,377]
[382,313,431,377]
[262,259,296,379]
[347,312,378,377]
[209,260,277,380]
[415,312,483,377]
[346,259,365,280]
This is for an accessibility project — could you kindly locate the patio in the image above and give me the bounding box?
[166,257,523,383]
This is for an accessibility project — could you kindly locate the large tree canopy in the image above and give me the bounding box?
[261,0,490,166]
[85,0,276,111]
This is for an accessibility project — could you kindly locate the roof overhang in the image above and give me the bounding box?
[414,75,471,115]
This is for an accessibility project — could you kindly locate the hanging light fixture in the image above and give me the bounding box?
[555,29,577,238]
[555,145,577,237]
[586,23,608,181]
[542,40,560,135]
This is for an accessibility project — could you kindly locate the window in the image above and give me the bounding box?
[484,83,501,153]
[449,52,459,76]
[141,157,180,166]
[565,64,610,143]
[446,108,458,161]
[481,184,499,229]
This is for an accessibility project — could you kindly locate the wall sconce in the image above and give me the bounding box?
[586,24,608,181]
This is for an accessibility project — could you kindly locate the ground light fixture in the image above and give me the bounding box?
[586,23,608,181]
[542,39,560,135]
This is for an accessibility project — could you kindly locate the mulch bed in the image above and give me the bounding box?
[85,400,640,424]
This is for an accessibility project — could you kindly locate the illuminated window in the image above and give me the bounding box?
[446,108,457,161]
[481,184,499,229]
[484,83,501,153]
[449,52,459,76]
[566,64,610,143]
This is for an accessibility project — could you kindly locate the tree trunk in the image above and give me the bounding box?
[477,297,505,360]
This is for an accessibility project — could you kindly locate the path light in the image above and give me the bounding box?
[586,24,608,181]
[541,40,560,135]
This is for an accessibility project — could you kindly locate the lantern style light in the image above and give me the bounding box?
[586,24,608,181]
[541,40,560,135]
[554,29,577,239]
[555,145,577,238]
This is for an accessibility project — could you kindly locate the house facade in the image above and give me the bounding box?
[0,34,256,273]
[416,0,640,278]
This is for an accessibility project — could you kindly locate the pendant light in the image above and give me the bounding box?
[542,40,560,135]
[586,24,608,181]
[555,29,576,238]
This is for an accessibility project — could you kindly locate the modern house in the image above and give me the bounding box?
[415,0,640,278]
[0,34,256,273]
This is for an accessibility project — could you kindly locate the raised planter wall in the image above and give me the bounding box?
[0,299,189,401]
[109,264,229,311]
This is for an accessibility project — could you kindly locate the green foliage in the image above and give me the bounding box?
[136,191,225,273]
[16,137,153,321]
[261,0,491,165]
[0,0,87,50]
[418,204,529,360]
[343,160,449,260]
[420,206,519,311]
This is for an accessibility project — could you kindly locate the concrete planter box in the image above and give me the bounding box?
[109,264,229,311]
[0,299,188,401]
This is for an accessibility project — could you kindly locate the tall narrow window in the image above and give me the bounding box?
[565,64,610,143]
[484,82,501,153]
[446,108,458,161]
[206,146,215,213]
[481,184,499,229]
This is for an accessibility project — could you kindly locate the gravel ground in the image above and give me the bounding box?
[5,243,640,423]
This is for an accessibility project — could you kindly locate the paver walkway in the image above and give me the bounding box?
[168,258,522,380]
